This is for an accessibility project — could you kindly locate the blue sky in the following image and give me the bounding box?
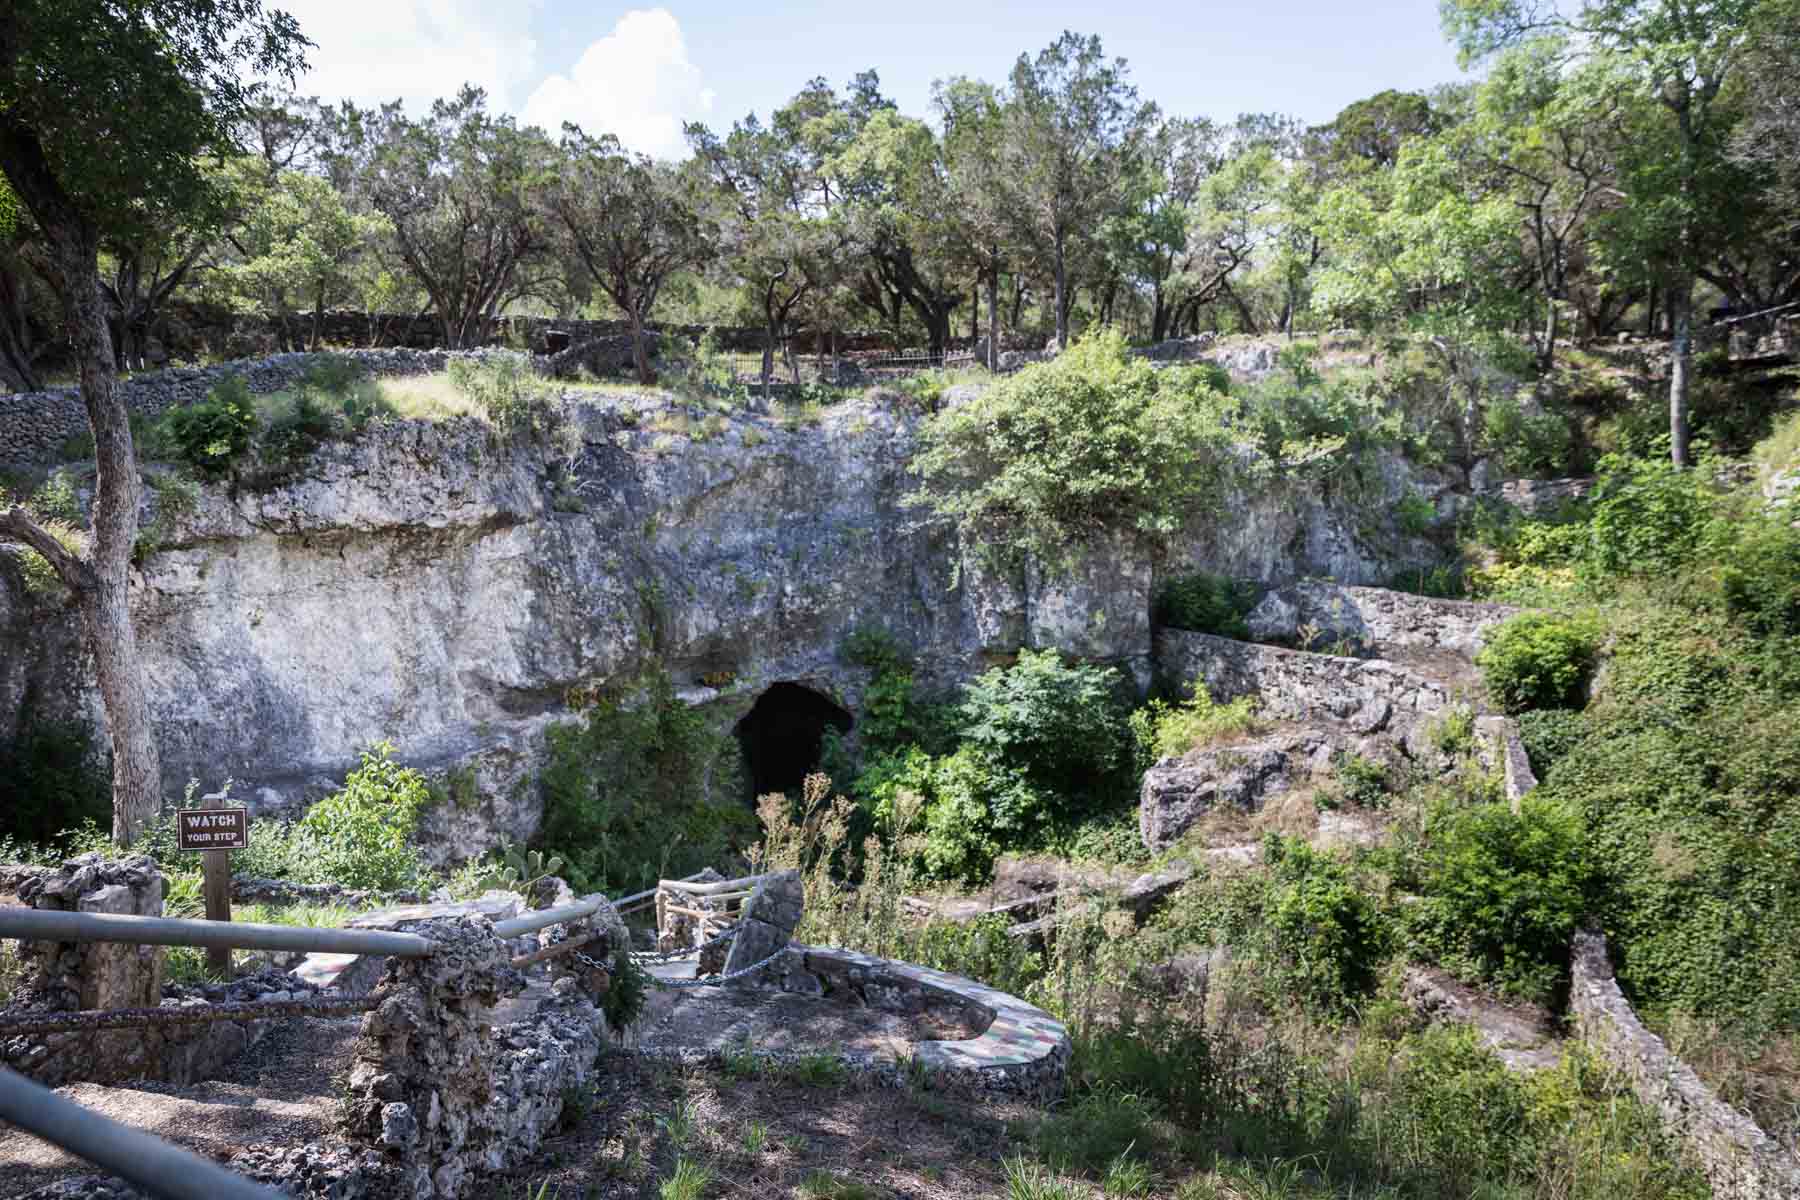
[278,0,1474,159]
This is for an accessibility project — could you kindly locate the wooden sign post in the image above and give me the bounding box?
[177,807,250,976]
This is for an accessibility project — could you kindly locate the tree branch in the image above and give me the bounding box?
[0,505,94,592]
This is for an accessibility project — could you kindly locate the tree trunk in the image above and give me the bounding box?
[1540,295,1559,374]
[1644,289,1657,337]
[1668,280,1693,468]
[1052,226,1069,350]
[970,280,980,343]
[57,238,161,844]
[985,268,1000,371]
[628,307,656,385]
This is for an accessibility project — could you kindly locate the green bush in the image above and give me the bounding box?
[1712,513,1800,637]
[1588,457,1712,576]
[538,671,752,894]
[0,711,110,846]
[1128,687,1258,764]
[160,376,256,476]
[1477,612,1600,713]
[908,329,1233,570]
[295,742,432,892]
[1152,571,1257,637]
[1403,797,1592,1002]
[1515,708,1588,778]
[957,649,1130,813]
[1262,834,1389,1009]
[1482,392,1575,477]
[448,354,552,437]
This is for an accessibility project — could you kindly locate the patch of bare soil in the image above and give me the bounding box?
[0,1012,360,1199]
[506,1050,1035,1200]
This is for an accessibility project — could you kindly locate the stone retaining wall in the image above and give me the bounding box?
[1156,629,1452,753]
[0,347,512,466]
[1571,929,1800,1200]
[0,853,298,1087]
[778,946,1070,1099]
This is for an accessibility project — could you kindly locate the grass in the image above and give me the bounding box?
[659,1156,712,1200]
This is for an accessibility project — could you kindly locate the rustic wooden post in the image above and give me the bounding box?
[177,805,249,979]
[202,850,231,976]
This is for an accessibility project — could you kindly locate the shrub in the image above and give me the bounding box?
[1152,571,1257,637]
[1482,392,1575,477]
[447,355,552,437]
[1262,834,1389,1009]
[295,742,432,892]
[1712,513,1800,637]
[539,671,752,894]
[1128,687,1259,763]
[1477,612,1600,713]
[908,329,1233,570]
[1588,457,1712,576]
[1403,797,1592,1002]
[160,376,256,476]
[1515,708,1588,778]
[957,649,1130,811]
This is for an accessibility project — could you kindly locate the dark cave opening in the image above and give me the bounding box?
[734,682,854,801]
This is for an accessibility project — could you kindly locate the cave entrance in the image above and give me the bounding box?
[734,683,853,802]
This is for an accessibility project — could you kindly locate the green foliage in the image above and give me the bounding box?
[1128,688,1259,764]
[957,649,1129,806]
[539,671,752,894]
[477,841,565,891]
[0,711,111,846]
[159,375,256,476]
[1537,604,1800,1026]
[1031,1088,1157,1175]
[1152,572,1257,637]
[1394,489,1436,536]
[909,330,1232,570]
[1477,612,1600,713]
[1515,708,1589,779]
[1712,512,1800,637]
[1334,752,1390,809]
[1483,392,1576,477]
[1403,798,1593,1002]
[296,742,432,892]
[1588,457,1712,576]
[1262,835,1388,1009]
[602,942,649,1033]
[448,355,554,438]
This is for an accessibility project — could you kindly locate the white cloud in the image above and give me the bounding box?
[279,0,543,114]
[520,9,714,160]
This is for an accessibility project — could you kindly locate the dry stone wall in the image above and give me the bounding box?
[0,348,513,466]
[1571,929,1800,1200]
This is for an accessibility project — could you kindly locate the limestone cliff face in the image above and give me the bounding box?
[0,387,1458,858]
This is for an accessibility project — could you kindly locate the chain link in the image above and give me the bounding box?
[573,950,610,973]
[630,921,742,964]
[647,944,792,989]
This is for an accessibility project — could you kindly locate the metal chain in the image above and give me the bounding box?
[629,921,742,964]
[573,950,610,973]
[647,944,792,989]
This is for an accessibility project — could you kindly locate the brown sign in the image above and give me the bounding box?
[177,807,249,851]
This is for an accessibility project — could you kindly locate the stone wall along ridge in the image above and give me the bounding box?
[0,347,515,467]
[1570,929,1800,1200]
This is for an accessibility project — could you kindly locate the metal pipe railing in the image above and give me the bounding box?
[491,896,607,941]
[0,1067,283,1200]
[657,874,766,898]
[0,907,435,958]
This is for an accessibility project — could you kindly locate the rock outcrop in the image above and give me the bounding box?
[2,376,1461,861]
